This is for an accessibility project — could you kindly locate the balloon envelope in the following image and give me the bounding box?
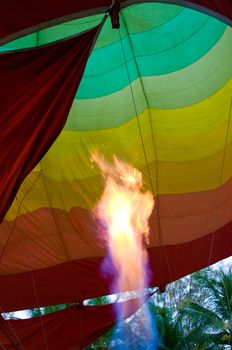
[0,1,232,312]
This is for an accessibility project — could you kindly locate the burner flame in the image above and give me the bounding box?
[92,152,154,294]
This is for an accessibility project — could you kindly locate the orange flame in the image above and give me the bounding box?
[92,152,154,293]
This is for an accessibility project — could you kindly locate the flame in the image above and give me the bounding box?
[92,152,154,294]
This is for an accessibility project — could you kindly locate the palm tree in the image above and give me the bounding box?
[150,304,182,349]
[181,267,232,349]
[147,267,232,350]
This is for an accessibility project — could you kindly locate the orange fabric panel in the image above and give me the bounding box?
[1,176,232,275]
[0,225,231,312]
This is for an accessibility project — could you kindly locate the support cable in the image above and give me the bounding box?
[118,12,173,286]
[208,96,232,267]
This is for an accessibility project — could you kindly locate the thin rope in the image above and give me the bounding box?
[39,161,88,347]
[39,160,80,348]
[0,333,8,350]
[118,13,173,283]
[22,14,111,348]
[208,96,232,267]
[0,171,43,350]
[0,315,15,350]
[39,160,83,299]
[9,166,49,350]
[0,167,49,349]
[40,160,71,262]
[28,269,49,350]
[119,13,232,283]
[39,161,87,348]
[118,24,154,197]
[0,13,110,350]
[79,306,84,350]
[0,170,42,263]
[0,339,7,350]
[185,98,232,349]
[0,309,25,350]
[35,13,111,348]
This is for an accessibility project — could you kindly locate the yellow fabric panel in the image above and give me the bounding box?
[36,76,232,182]
[69,25,232,127]
[6,139,232,222]
[6,75,232,221]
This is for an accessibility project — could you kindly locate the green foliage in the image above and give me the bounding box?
[28,303,71,318]
[86,266,232,349]
[151,266,232,350]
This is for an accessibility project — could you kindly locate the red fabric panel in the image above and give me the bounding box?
[0,298,142,350]
[0,0,232,44]
[186,0,232,21]
[0,26,99,223]
[0,223,231,312]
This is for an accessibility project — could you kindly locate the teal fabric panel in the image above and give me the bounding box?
[76,9,226,99]
[0,4,184,51]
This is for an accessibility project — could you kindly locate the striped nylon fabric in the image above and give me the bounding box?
[0,3,232,311]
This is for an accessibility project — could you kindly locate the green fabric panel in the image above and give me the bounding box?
[122,3,184,33]
[0,15,103,51]
[0,4,184,51]
[76,10,226,99]
[65,26,232,130]
[0,3,226,106]
[83,10,211,76]
[36,15,103,46]
[0,32,38,51]
[93,3,184,49]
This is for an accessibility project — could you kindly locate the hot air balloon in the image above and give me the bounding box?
[0,1,232,348]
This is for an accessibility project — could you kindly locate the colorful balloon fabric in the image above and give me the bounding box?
[0,1,232,314]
